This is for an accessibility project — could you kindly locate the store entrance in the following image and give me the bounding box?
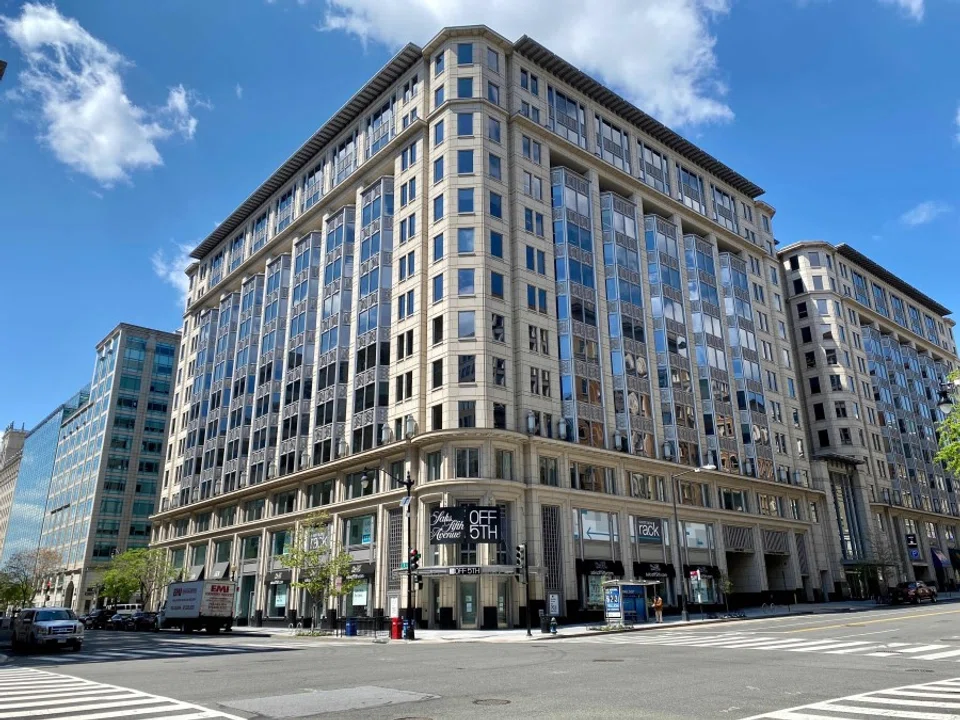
[459,580,478,628]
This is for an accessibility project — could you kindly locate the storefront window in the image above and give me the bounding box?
[684,522,712,550]
[344,515,375,547]
[267,582,288,618]
[689,572,718,604]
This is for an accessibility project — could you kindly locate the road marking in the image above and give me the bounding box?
[913,648,960,660]
[0,668,245,720]
[786,608,960,633]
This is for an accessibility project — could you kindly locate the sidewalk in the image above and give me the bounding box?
[228,596,960,644]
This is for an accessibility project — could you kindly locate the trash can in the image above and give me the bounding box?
[540,612,551,634]
[391,617,402,640]
[255,609,263,628]
[345,618,357,637]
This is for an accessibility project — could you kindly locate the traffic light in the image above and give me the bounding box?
[409,548,421,572]
[515,543,526,581]
[415,573,423,590]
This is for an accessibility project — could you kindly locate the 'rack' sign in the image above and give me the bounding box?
[429,506,502,544]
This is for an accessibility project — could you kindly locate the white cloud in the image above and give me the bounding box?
[0,3,202,185]
[319,0,734,127]
[955,104,960,142]
[900,201,950,227]
[235,83,243,100]
[151,242,194,302]
[878,0,924,21]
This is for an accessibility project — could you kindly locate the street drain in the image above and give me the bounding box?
[906,669,935,673]
[473,699,511,706]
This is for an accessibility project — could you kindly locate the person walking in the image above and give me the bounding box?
[652,594,664,624]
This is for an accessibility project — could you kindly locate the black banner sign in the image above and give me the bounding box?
[429,506,502,544]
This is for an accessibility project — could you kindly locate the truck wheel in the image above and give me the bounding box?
[207,626,221,635]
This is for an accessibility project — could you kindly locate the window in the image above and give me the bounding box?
[458,354,476,383]
[488,153,502,180]
[432,274,443,302]
[493,356,506,386]
[433,119,444,145]
[432,404,443,430]
[522,135,541,163]
[457,42,473,64]
[520,69,540,95]
[432,359,443,389]
[458,269,475,295]
[433,233,444,261]
[433,156,444,183]
[432,316,443,344]
[458,187,475,213]
[809,377,821,394]
[434,85,444,108]
[457,151,474,176]
[458,227,475,253]
[487,47,499,72]
[489,231,503,258]
[491,271,504,298]
[491,313,505,342]
[434,52,445,75]
[458,310,476,338]
[818,429,830,448]
[489,192,502,218]
[488,117,501,142]
[455,448,480,477]
[487,81,500,105]
[457,112,473,136]
[493,402,507,429]
[458,401,476,428]
[457,77,473,98]
[539,456,558,485]
[426,451,442,481]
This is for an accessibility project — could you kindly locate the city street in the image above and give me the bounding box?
[6,604,960,718]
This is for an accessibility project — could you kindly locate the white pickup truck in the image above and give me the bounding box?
[159,580,236,634]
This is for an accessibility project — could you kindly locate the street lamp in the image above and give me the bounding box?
[671,464,716,622]
[360,466,416,640]
[937,378,960,416]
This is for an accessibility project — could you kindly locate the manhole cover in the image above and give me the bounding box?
[473,699,511,706]
[593,659,624,663]
[906,669,935,673]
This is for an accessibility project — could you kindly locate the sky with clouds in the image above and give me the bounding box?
[0,0,957,427]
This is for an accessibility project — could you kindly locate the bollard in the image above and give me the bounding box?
[550,617,558,635]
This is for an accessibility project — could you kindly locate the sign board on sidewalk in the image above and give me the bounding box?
[547,592,561,617]
[604,586,622,620]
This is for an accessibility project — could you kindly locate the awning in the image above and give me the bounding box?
[932,548,950,569]
[576,559,625,577]
[211,562,230,579]
[186,565,205,581]
[683,564,721,579]
[948,548,960,572]
[634,561,676,580]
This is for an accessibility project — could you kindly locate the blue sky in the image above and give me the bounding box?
[0,0,957,430]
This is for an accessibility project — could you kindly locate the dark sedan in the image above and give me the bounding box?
[127,611,159,631]
[890,581,938,604]
[84,609,114,630]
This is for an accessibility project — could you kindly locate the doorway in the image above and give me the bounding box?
[459,580,478,628]
[496,579,510,628]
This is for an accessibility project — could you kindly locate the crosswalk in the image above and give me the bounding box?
[0,667,244,719]
[742,676,960,719]
[569,630,960,662]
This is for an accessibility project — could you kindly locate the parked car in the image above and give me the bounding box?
[11,608,84,652]
[891,581,938,604]
[107,613,129,631]
[127,611,159,632]
[84,609,114,630]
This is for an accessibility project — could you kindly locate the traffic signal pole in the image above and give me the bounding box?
[524,553,532,637]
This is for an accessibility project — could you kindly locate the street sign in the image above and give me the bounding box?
[429,506,502,544]
[400,562,408,569]
[636,518,663,544]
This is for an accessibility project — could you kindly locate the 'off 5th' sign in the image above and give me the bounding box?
[430,507,502,544]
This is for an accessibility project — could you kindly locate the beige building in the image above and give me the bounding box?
[0,426,27,561]
[150,26,847,629]
[781,241,958,596]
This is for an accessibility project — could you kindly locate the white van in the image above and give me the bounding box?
[112,603,143,616]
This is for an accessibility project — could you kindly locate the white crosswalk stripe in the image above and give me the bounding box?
[0,668,244,720]
[566,630,960,662]
[741,676,960,719]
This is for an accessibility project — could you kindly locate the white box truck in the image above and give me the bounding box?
[159,580,236,634]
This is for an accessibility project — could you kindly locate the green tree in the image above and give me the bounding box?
[101,548,177,610]
[279,511,363,624]
[718,573,735,614]
[936,372,960,475]
[1,548,61,609]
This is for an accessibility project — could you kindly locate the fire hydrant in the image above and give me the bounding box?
[550,617,558,635]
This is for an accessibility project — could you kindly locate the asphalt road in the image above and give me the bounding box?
[5,603,960,719]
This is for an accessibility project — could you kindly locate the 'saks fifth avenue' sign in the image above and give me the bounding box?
[429,506,502,544]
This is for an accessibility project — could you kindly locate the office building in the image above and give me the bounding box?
[0,426,27,561]
[781,241,959,596]
[0,389,89,566]
[37,324,179,612]
[151,26,845,629]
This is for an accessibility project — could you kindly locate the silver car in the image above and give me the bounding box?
[12,607,84,652]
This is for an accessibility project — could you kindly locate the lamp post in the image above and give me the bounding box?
[361,466,416,640]
[671,464,716,622]
[937,378,960,416]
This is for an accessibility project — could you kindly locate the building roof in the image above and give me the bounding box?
[190,43,422,260]
[512,35,764,200]
[190,27,765,262]
[835,243,951,318]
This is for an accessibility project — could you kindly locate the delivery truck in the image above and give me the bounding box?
[159,580,236,634]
